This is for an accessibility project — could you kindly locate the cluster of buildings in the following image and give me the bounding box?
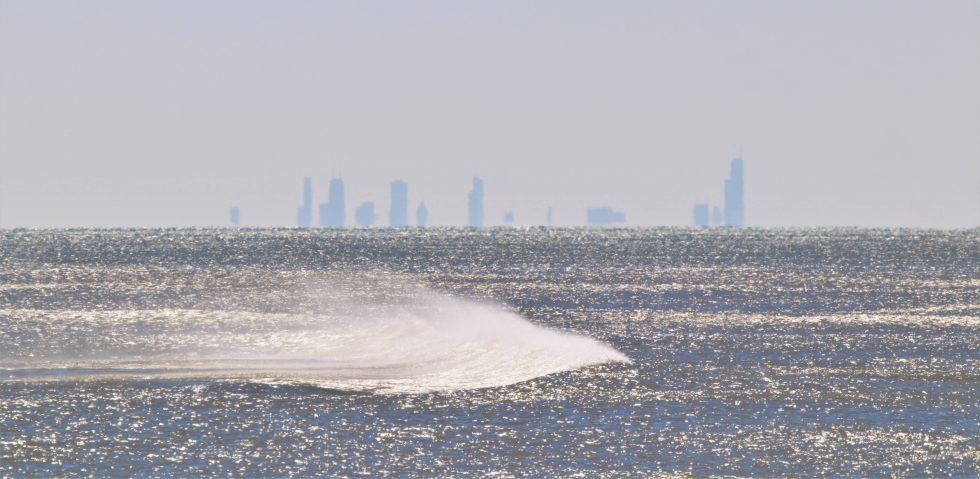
[228,158,745,228]
[693,157,744,227]
[284,175,619,228]
[586,207,626,226]
[295,177,434,228]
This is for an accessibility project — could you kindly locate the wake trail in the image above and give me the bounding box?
[0,295,629,394]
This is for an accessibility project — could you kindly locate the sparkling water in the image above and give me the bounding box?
[1,228,977,477]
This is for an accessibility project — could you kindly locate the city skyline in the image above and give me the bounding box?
[1,3,975,476]
[2,149,976,228]
[1,1,977,228]
[693,158,745,227]
[282,159,748,228]
[290,175,653,228]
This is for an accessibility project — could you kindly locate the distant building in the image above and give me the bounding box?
[546,206,553,227]
[416,202,428,227]
[319,178,345,228]
[355,201,375,227]
[296,177,313,228]
[693,203,709,227]
[468,177,484,228]
[229,206,240,226]
[389,180,408,227]
[586,207,625,226]
[712,206,722,226]
[503,210,514,224]
[724,157,744,227]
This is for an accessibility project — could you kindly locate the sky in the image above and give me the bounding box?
[1,0,978,228]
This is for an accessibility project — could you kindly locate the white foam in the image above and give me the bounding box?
[1,296,630,394]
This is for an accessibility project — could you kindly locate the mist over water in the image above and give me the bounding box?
[1,281,629,393]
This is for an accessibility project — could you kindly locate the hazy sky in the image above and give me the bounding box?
[1,1,978,228]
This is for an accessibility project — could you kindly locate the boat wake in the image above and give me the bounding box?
[0,292,629,394]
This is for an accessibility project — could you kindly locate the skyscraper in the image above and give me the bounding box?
[389,180,408,228]
[468,177,484,228]
[546,206,553,227]
[693,203,709,227]
[229,206,240,226]
[296,177,313,227]
[416,202,428,228]
[355,201,375,227]
[724,157,744,227]
[712,206,723,226]
[503,210,514,224]
[319,178,345,228]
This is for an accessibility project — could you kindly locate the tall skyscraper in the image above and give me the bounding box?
[416,202,428,228]
[468,177,484,228]
[355,201,375,227]
[319,178,345,228]
[586,207,625,226]
[712,206,722,226]
[389,180,408,228]
[693,203,709,227]
[229,206,240,226]
[296,177,313,227]
[724,157,744,227]
[546,206,553,227]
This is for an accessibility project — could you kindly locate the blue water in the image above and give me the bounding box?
[1,228,977,477]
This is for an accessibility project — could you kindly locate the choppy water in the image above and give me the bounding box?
[1,228,977,477]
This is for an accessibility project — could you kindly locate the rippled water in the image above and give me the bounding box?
[1,228,977,477]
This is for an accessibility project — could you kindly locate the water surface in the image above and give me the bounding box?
[1,228,977,477]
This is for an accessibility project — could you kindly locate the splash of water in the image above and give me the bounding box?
[1,295,629,394]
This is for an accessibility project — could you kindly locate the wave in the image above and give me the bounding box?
[0,296,629,394]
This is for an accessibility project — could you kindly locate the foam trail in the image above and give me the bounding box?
[0,297,629,394]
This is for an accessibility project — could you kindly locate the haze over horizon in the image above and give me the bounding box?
[1,1,978,228]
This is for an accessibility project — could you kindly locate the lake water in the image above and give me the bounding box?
[1,228,977,477]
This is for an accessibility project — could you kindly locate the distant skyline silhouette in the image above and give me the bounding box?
[355,201,374,227]
[692,157,746,227]
[1,1,977,228]
[296,177,313,228]
[725,158,745,228]
[468,178,485,228]
[587,207,626,226]
[416,202,429,228]
[281,158,748,229]
[319,178,345,228]
[693,204,709,228]
[389,181,408,228]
